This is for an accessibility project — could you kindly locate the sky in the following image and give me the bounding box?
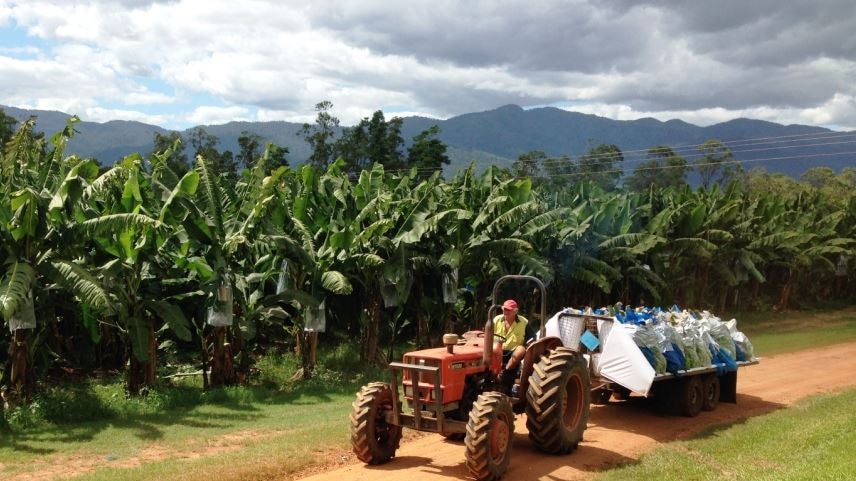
[1,0,854,130]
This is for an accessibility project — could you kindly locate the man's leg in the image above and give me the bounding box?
[505,345,526,371]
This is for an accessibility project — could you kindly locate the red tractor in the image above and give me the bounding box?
[349,275,592,481]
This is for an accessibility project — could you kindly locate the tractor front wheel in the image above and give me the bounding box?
[465,392,514,481]
[349,382,402,464]
[526,347,590,454]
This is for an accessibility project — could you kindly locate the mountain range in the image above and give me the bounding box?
[3,104,852,178]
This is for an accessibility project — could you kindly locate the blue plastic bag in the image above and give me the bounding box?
[663,342,686,376]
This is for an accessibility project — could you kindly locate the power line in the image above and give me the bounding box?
[362,130,856,176]
[567,129,856,160]
[534,136,856,170]
[534,133,856,169]
[537,150,856,179]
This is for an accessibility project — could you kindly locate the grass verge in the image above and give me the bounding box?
[0,343,386,480]
[731,306,856,356]
[595,388,856,481]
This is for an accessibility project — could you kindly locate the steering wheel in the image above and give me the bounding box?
[462,330,507,343]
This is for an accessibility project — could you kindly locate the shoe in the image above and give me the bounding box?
[499,369,517,389]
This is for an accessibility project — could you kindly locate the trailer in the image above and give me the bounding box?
[545,311,759,417]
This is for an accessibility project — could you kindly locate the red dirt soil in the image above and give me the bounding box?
[295,341,856,481]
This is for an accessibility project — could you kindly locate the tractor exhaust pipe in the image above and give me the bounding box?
[483,316,494,367]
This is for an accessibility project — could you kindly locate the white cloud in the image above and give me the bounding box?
[85,106,171,125]
[565,96,856,131]
[0,0,852,130]
[186,105,251,126]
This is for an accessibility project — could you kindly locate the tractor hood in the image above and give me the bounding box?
[403,345,484,362]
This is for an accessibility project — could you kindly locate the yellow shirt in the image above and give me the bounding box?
[493,314,529,351]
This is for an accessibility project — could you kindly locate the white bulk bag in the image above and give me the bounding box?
[596,321,655,396]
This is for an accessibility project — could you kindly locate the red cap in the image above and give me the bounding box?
[502,299,518,310]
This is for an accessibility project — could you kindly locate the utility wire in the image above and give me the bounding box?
[555,129,856,160]
[535,150,856,179]
[372,130,856,175]
[533,137,856,170]
[534,133,856,168]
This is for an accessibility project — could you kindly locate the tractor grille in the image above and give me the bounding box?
[397,357,442,404]
[402,356,441,384]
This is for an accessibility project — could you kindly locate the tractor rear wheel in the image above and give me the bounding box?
[525,347,590,454]
[465,392,514,481]
[349,382,402,464]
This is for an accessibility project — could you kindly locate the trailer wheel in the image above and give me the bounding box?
[526,347,590,454]
[702,374,720,411]
[613,387,631,401]
[350,382,402,464]
[465,392,514,481]
[679,376,704,417]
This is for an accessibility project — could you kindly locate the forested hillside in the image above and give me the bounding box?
[3,104,851,178]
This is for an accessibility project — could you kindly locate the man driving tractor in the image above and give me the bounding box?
[493,299,535,387]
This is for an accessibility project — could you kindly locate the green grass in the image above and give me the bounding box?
[730,306,856,356]
[1,388,356,480]
[1,307,855,481]
[595,388,856,481]
[0,343,388,480]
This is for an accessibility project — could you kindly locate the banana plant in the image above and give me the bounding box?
[0,118,112,398]
[267,159,362,374]
[747,190,854,309]
[179,147,321,384]
[80,151,194,394]
[419,165,553,327]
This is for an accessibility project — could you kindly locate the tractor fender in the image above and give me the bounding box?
[518,336,564,401]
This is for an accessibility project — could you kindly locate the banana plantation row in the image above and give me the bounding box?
[1,118,854,400]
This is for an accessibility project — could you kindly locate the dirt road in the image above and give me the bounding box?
[297,342,856,481]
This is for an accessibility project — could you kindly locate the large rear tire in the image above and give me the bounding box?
[349,382,402,464]
[525,347,590,454]
[465,392,514,481]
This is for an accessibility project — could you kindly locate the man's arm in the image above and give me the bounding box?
[524,321,537,345]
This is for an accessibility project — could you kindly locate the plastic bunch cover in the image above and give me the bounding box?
[442,269,458,304]
[276,260,290,294]
[305,300,326,332]
[207,277,234,327]
[700,312,737,360]
[629,324,667,373]
[655,322,687,374]
[8,291,36,332]
[726,318,756,361]
[679,322,712,369]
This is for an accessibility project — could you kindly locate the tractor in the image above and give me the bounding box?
[349,275,591,481]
